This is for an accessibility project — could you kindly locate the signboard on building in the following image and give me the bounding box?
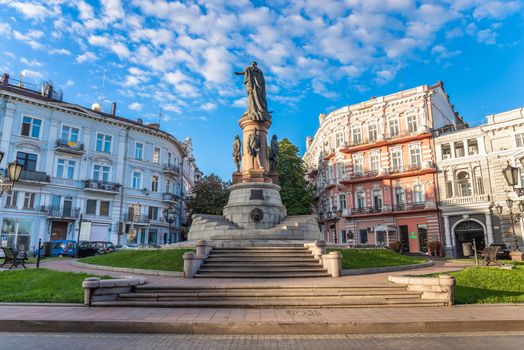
[79,222,91,241]
[409,231,417,239]
[1,236,7,247]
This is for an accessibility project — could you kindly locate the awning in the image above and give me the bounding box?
[374,225,397,233]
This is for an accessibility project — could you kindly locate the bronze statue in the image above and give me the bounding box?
[248,128,262,169]
[232,135,242,172]
[235,62,270,122]
[269,135,278,172]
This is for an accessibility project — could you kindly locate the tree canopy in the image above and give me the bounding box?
[185,174,230,219]
[277,138,314,215]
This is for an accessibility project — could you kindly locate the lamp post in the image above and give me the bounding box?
[330,206,342,244]
[501,160,524,260]
[163,207,175,244]
[502,160,524,196]
[495,200,523,261]
[0,152,23,195]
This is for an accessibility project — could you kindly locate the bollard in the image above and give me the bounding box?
[322,251,342,277]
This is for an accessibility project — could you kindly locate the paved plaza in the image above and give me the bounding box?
[2,332,524,350]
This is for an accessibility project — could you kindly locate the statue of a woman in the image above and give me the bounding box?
[232,135,242,172]
[269,135,278,172]
[235,62,270,122]
[248,128,262,169]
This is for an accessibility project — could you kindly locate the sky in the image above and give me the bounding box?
[0,0,523,180]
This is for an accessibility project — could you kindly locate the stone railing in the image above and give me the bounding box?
[439,194,490,206]
[82,276,145,306]
[305,240,342,278]
[388,274,455,306]
[183,240,214,278]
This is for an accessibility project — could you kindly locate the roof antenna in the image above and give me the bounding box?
[99,69,106,105]
[158,107,163,126]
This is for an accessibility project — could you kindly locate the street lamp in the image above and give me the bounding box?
[502,160,524,196]
[494,199,523,260]
[0,152,23,195]
[163,207,176,244]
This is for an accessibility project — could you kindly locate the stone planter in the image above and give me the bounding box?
[510,250,524,262]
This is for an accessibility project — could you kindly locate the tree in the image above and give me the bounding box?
[185,174,230,220]
[277,138,314,215]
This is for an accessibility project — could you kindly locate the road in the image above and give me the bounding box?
[1,331,523,350]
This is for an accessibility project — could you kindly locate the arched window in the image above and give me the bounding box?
[413,183,425,203]
[457,171,472,196]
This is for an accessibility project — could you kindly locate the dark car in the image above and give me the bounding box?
[85,241,115,254]
[489,243,511,260]
[77,241,100,257]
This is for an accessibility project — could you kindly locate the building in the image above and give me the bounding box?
[303,82,463,253]
[436,107,524,257]
[0,73,200,252]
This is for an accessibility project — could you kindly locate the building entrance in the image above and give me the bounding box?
[51,221,68,240]
[454,220,485,257]
[399,225,409,253]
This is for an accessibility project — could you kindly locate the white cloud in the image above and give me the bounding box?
[49,48,72,55]
[201,102,217,111]
[20,69,43,80]
[65,80,75,88]
[5,1,56,21]
[3,51,15,59]
[431,45,462,61]
[102,0,125,22]
[88,35,130,59]
[13,30,45,49]
[233,97,247,108]
[163,104,181,113]
[76,52,98,63]
[129,102,143,111]
[20,57,42,67]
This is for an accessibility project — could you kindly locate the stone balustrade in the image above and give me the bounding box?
[439,194,491,206]
[388,274,455,305]
[305,241,341,277]
[183,240,214,278]
[82,276,145,305]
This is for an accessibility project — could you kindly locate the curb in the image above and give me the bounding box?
[71,260,184,277]
[0,319,523,335]
[342,260,434,276]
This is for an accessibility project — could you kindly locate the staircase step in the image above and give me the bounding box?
[119,291,422,299]
[200,263,322,267]
[193,272,332,278]
[197,268,327,273]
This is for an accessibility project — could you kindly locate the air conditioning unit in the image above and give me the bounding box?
[442,154,451,160]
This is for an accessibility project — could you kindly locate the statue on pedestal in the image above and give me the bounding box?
[235,62,270,122]
[248,128,262,169]
[269,135,278,172]
[232,135,242,172]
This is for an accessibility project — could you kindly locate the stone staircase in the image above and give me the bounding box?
[194,246,330,278]
[92,285,447,308]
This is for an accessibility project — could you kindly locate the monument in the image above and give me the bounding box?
[188,62,321,243]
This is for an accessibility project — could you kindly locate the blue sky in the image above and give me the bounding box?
[0,1,523,180]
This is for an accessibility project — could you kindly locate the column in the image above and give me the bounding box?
[485,212,494,245]
[443,215,454,258]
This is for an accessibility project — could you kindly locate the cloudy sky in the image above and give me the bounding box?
[1,0,523,179]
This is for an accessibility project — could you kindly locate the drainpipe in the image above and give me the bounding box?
[178,157,185,242]
[117,127,130,244]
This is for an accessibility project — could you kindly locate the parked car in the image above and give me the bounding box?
[488,243,511,260]
[81,241,115,254]
[77,241,100,257]
[47,240,77,257]
[114,244,139,251]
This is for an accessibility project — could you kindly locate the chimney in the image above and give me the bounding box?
[111,102,117,116]
[0,73,9,88]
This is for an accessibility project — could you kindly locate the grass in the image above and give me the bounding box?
[327,248,427,269]
[79,249,194,272]
[0,269,107,303]
[25,256,71,264]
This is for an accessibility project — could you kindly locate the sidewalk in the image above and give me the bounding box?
[0,304,523,334]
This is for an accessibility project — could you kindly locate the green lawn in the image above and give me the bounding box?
[25,256,71,264]
[327,248,427,269]
[0,269,104,303]
[449,264,524,304]
[79,249,194,272]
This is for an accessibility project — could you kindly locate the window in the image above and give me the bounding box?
[444,171,453,197]
[337,161,345,178]
[370,152,379,172]
[153,147,160,164]
[96,134,112,153]
[441,144,451,159]
[359,229,368,244]
[151,176,159,192]
[132,171,142,189]
[1,218,32,251]
[338,193,346,210]
[457,171,472,196]
[395,187,406,206]
[86,199,97,215]
[135,142,143,160]
[57,159,76,179]
[368,124,377,142]
[148,206,159,221]
[516,133,524,147]
[16,152,37,171]
[166,179,171,193]
[391,149,402,170]
[352,127,362,145]
[21,116,41,138]
[335,132,344,148]
[167,152,172,165]
[410,146,421,166]
[389,119,399,137]
[474,167,483,194]
[454,141,465,157]
[372,189,382,209]
[5,191,18,208]
[23,192,35,209]
[355,191,365,209]
[61,126,79,143]
[353,156,363,174]
[99,201,110,216]
[467,139,478,155]
[407,114,418,133]
[93,165,110,182]
[413,184,424,203]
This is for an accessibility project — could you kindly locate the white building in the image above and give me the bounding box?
[0,73,200,252]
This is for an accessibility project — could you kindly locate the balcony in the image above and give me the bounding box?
[340,130,432,153]
[439,194,491,207]
[339,164,435,185]
[163,163,180,176]
[123,213,150,224]
[55,138,85,155]
[84,179,121,193]
[346,202,436,216]
[19,170,50,183]
[162,192,180,203]
[40,205,80,219]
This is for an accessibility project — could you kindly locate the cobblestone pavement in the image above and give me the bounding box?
[1,331,523,350]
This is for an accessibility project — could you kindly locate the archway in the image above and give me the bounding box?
[453,220,485,257]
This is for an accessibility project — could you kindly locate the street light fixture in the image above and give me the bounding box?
[0,154,23,195]
[494,199,523,261]
[502,160,524,196]
[163,207,176,244]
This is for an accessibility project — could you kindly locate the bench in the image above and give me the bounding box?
[479,246,500,266]
[0,247,28,269]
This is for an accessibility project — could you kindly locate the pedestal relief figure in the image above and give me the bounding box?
[248,128,262,169]
[269,135,278,172]
[233,135,242,172]
[235,62,270,122]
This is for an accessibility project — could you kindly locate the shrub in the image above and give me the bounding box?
[428,240,442,256]
[389,241,401,253]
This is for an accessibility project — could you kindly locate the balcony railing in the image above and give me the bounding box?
[123,213,150,224]
[341,130,430,149]
[163,163,180,175]
[439,194,490,206]
[162,192,180,202]
[40,205,80,218]
[55,138,85,154]
[347,202,435,215]
[84,179,121,192]
[19,170,50,183]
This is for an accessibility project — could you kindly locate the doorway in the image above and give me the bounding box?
[454,220,485,258]
[51,221,68,240]
[418,224,428,253]
[399,225,409,253]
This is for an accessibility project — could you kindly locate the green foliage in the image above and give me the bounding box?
[277,138,314,215]
[449,266,524,304]
[79,249,194,272]
[0,269,105,303]
[185,174,230,217]
[328,248,427,269]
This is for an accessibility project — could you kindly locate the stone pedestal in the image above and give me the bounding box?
[223,182,286,229]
